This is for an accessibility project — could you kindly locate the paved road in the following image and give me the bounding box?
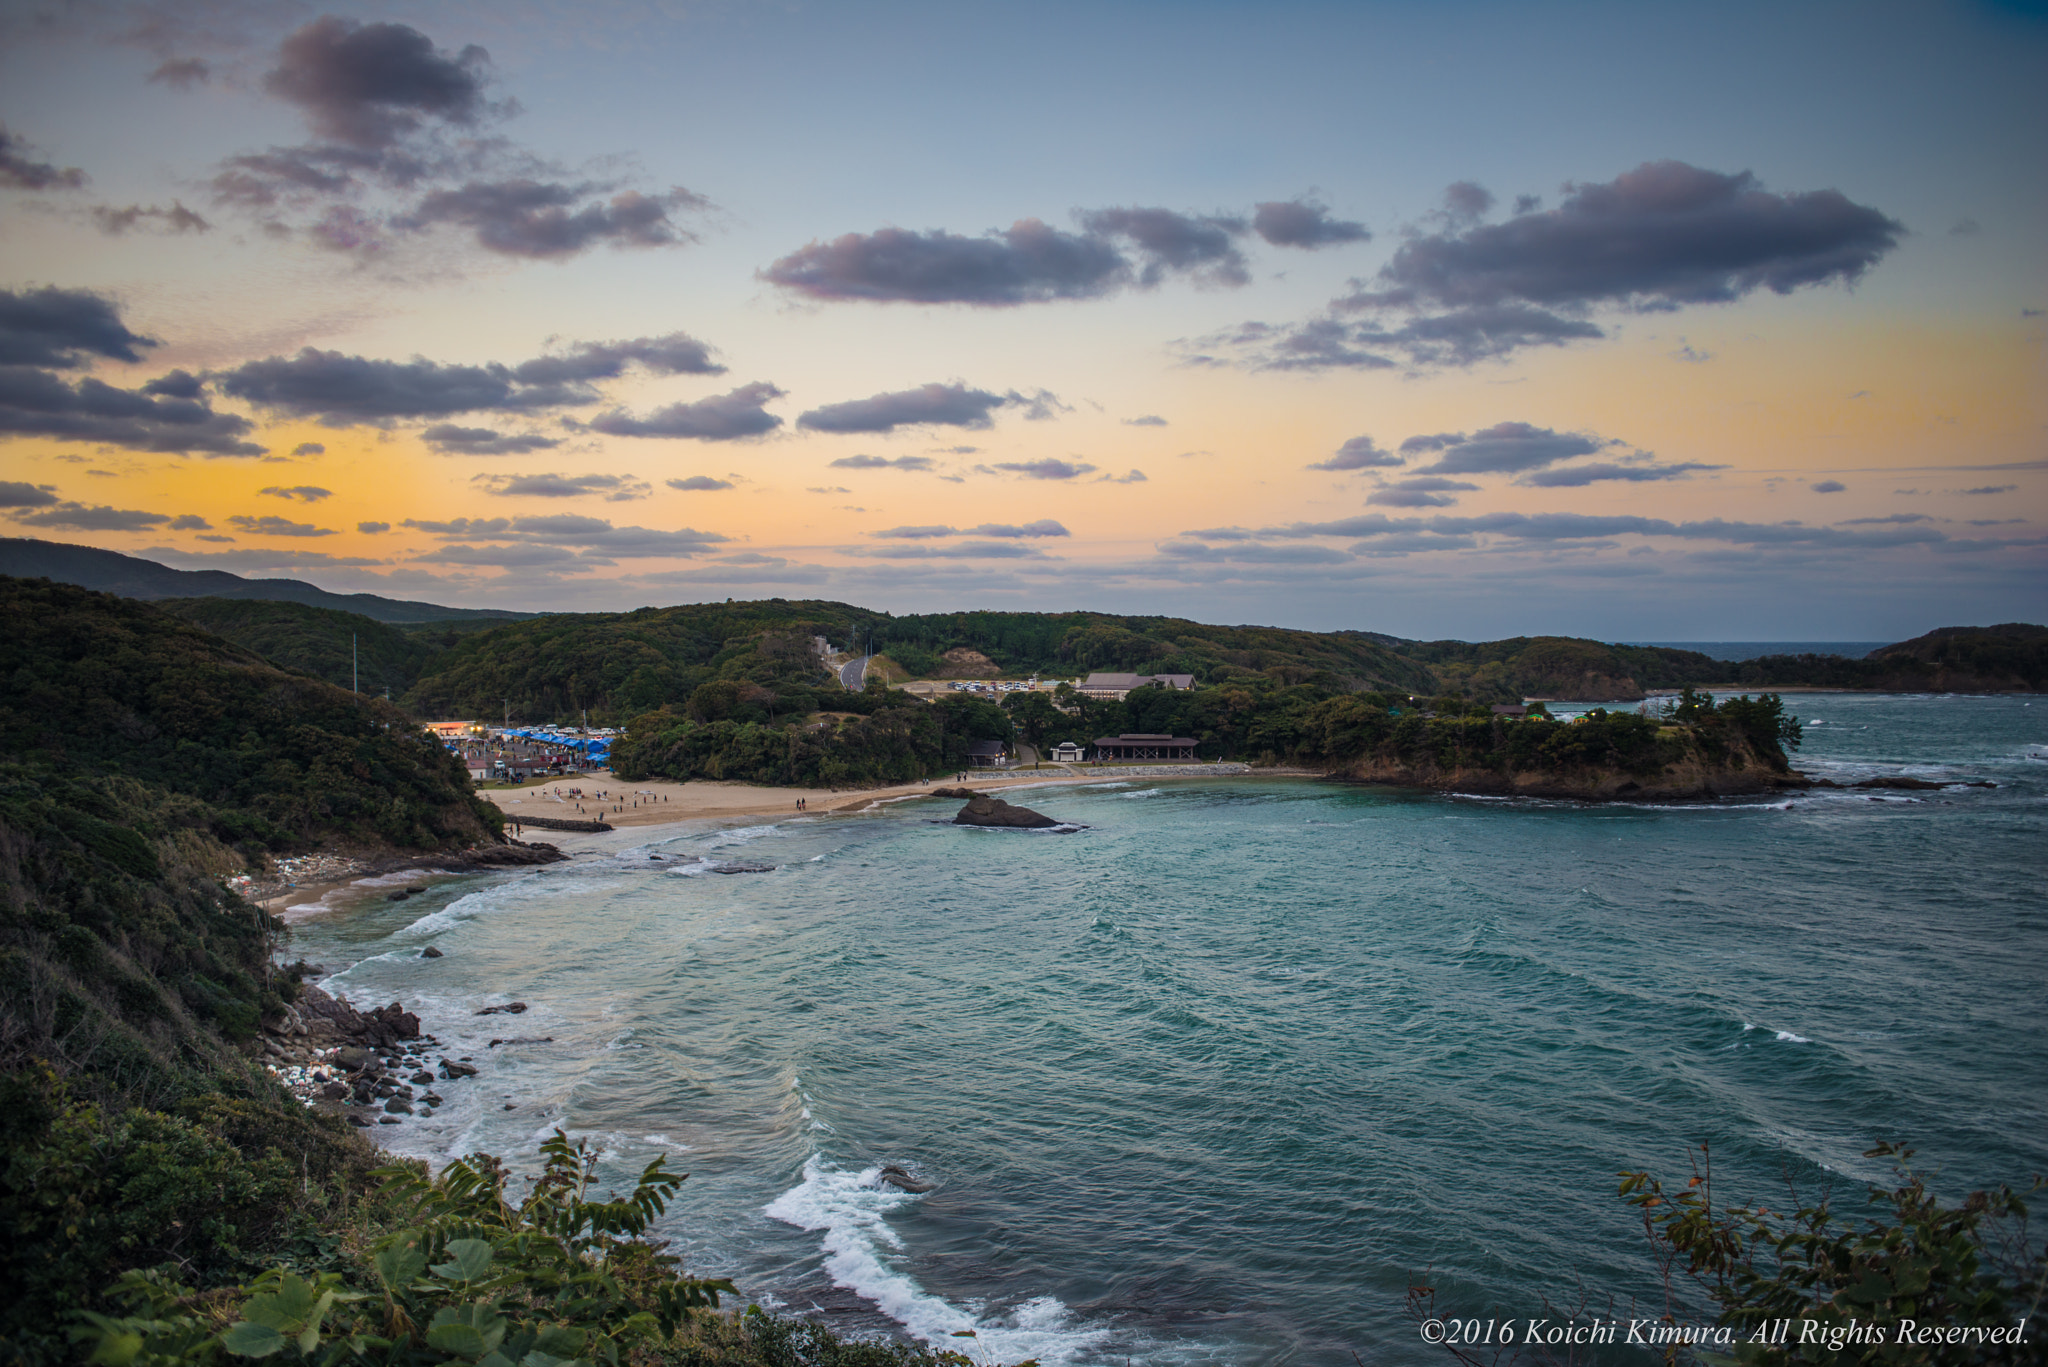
[839,653,871,691]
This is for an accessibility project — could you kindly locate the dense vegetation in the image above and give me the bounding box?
[1728,624,2048,693]
[154,598,445,699]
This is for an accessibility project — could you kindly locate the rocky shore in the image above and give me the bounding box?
[260,980,486,1128]
[237,839,568,904]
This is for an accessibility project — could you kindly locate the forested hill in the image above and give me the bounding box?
[0,537,533,623]
[153,596,446,697]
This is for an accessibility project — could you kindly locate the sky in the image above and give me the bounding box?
[1,0,2043,641]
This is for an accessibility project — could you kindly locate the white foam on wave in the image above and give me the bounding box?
[765,1156,1109,1366]
[709,824,782,848]
[1117,788,1164,799]
[1082,781,1132,790]
[1775,1030,1812,1043]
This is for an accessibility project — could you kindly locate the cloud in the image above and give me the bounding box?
[761,219,1129,305]
[91,202,210,235]
[1840,513,1933,525]
[1948,218,1982,237]
[1252,199,1370,248]
[850,541,1053,560]
[666,475,733,491]
[799,382,1023,434]
[1123,414,1168,427]
[1811,480,1847,493]
[1956,484,2018,495]
[148,57,210,88]
[1367,486,1463,508]
[1403,421,1614,475]
[1309,435,1403,471]
[396,181,706,258]
[141,546,386,570]
[473,471,651,501]
[142,370,204,399]
[1098,468,1148,484]
[1211,161,1902,369]
[11,501,171,531]
[1074,206,1249,287]
[0,287,157,367]
[1157,539,1354,565]
[1518,460,1725,486]
[291,441,326,456]
[167,514,211,530]
[0,124,87,191]
[511,333,723,384]
[259,484,332,501]
[413,542,583,569]
[869,525,957,539]
[966,520,1070,537]
[400,513,727,558]
[1670,340,1712,363]
[586,382,785,440]
[0,481,59,508]
[227,513,336,537]
[807,486,851,494]
[218,348,587,424]
[421,423,561,455]
[402,517,513,538]
[992,459,1097,480]
[1189,510,1958,553]
[0,364,265,456]
[829,454,935,471]
[358,520,390,533]
[265,17,489,150]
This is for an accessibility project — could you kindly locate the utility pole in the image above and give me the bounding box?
[352,634,358,693]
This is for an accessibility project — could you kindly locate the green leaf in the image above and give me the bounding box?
[221,1322,290,1358]
[242,1272,323,1330]
[427,1304,508,1361]
[375,1243,428,1290]
[532,1326,586,1357]
[431,1238,496,1283]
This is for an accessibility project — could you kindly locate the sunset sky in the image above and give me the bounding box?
[1,0,2042,640]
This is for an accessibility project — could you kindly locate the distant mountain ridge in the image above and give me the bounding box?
[0,537,536,624]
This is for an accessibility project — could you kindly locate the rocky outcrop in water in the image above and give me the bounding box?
[951,792,1061,828]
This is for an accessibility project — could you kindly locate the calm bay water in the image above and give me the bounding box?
[291,694,2048,1365]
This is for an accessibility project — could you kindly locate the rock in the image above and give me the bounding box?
[440,1058,479,1078]
[422,1093,443,1106]
[421,946,444,959]
[333,1045,376,1071]
[1853,776,1944,790]
[385,1098,414,1115]
[710,862,774,874]
[467,842,565,867]
[378,1117,401,1125]
[487,1036,554,1048]
[951,793,1060,829]
[387,889,412,902]
[410,1070,435,1085]
[503,1103,517,1111]
[320,1081,349,1100]
[878,1163,935,1193]
[476,1002,528,1016]
[350,1115,373,1127]
[931,786,980,799]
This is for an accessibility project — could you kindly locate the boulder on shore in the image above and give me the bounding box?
[952,793,1060,829]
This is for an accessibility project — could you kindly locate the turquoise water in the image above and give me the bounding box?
[290,694,2048,1365]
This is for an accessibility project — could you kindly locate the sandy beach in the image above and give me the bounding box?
[480,763,1304,830]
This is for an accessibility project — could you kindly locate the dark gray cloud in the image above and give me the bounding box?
[397,181,705,258]
[1075,207,1248,286]
[0,287,158,367]
[1367,487,1462,508]
[1406,422,1613,475]
[259,484,332,501]
[1252,199,1370,248]
[1099,468,1148,484]
[415,542,582,569]
[142,545,386,570]
[1211,161,1902,370]
[1956,484,2018,495]
[829,454,935,471]
[474,471,651,501]
[0,124,86,191]
[760,219,1129,305]
[0,364,264,456]
[220,349,574,423]
[1811,480,1847,493]
[1187,509,1958,553]
[587,382,785,440]
[143,370,204,399]
[869,525,956,539]
[667,475,733,491]
[291,441,326,456]
[358,520,390,533]
[1157,539,1354,565]
[1309,435,1403,471]
[968,520,1069,537]
[265,17,489,149]
[421,423,561,455]
[1124,414,1168,427]
[168,515,212,530]
[0,480,59,508]
[1841,514,1934,525]
[227,513,335,537]
[400,513,728,558]
[91,202,210,235]
[12,501,171,531]
[799,383,1028,434]
[149,57,211,88]
[402,516,513,538]
[512,333,722,384]
[1519,460,1725,487]
[850,541,1052,561]
[992,459,1097,480]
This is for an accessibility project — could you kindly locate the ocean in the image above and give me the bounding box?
[287,692,2048,1365]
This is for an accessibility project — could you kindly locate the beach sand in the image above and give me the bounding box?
[481,764,1303,830]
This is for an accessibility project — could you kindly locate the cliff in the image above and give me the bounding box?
[1325,729,1797,799]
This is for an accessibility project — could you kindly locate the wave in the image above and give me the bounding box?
[764,1156,1109,1366]
[1117,788,1164,799]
